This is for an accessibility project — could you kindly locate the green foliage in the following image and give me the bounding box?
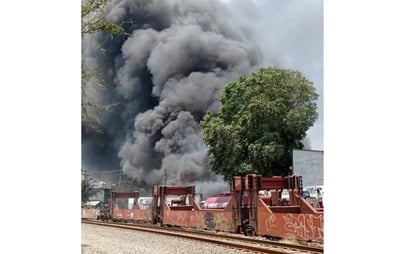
[81,63,119,132]
[81,1,127,207]
[81,175,99,205]
[81,0,125,131]
[200,67,318,181]
[81,0,124,36]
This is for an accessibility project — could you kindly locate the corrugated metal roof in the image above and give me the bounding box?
[84,200,101,207]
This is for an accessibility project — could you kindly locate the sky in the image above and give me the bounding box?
[2,1,412,253]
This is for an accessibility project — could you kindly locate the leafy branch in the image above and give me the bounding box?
[81,0,125,131]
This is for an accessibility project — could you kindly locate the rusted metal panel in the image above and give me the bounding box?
[81,208,98,219]
[261,177,287,190]
[231,176,243,192]
[162,207,235,232]
[162,186,195,195]
[299,198,324,214]
[113,208,129,219]
[256,199,324,243]
[111,208,149,221]
[130,209,143,220]
[112,191,139,199]
[130,208,152,221]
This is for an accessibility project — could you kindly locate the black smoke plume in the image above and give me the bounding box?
[82,0,323,198]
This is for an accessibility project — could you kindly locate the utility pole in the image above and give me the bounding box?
[82,169,90,181]
[81,169,92,206]
[164,168,167,186]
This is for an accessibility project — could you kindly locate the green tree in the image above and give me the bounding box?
[81,0,124,36]
[81,0,125,130]
[200,67,318,181]
[81,173,99,205]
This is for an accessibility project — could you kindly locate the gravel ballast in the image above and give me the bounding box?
[82,223,251,254]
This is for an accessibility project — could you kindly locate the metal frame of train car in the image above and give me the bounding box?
[108,191,152,223]
[243,174,324,243]
[151,185,243,233]
[81,201,102,220]
[151,174,323,243]
[81,207,99,220]
[95,174,323,243]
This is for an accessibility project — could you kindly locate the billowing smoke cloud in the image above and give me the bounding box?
[82,0,323,197]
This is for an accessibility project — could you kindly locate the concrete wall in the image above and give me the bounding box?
[292,149,323,187]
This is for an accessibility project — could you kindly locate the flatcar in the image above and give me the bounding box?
[88,174,324,243]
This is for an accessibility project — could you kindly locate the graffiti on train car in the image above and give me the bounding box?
[204,212,215,229]
[163,209,234,232]
[262,213,323,242]
[283,214,323,241]
[91,175,323,244]
[203,211,233,230]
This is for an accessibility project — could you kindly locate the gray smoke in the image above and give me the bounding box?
[82,0,323,198]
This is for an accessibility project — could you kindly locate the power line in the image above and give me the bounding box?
[83,170,123,186]
[85,170,122,174]
[164,168,167,185]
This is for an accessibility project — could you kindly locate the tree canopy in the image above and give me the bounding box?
[81,0,124,36]
[200,67,318,181]
[81,175,99,205]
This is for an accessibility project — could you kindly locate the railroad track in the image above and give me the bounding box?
[82,220,323,254]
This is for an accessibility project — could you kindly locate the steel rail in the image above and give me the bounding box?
[83,220,322,254]
[163,226,323,253]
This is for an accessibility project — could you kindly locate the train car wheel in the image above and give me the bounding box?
[244,225,256,236]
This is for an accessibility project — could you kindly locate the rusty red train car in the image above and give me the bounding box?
[150,174,323,243]
[151,185,237,232]
[239,175,323,242]
[94,174,323,243]
[106,191,152,223]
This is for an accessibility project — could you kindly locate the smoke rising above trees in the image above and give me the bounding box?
[81,0,323,198]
